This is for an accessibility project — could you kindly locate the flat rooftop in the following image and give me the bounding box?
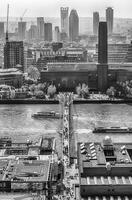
[0,136,56,156]
[78,142,132,197]
[78,141,132,176]
[4,159,50,182]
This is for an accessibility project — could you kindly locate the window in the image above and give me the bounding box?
[104,149,116,162]
[104,149,114,157]
[127,149,132,161]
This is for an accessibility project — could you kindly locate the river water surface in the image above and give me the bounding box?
[0,104,132,154]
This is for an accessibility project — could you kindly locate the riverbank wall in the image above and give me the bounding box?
[0,98,132,104]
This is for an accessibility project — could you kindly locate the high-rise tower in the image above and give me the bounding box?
[44,23,52,42]
[93,12,99,35]
[18,21,26,40]
[60,7,69,37]
[28,25,38,41]
[4,41,24,71]
[69,9,79,42]
[97,22,108,92]
[53,26,60,42]
[106,7,113,35]
[37,17,44,40]
[0,22,4,38]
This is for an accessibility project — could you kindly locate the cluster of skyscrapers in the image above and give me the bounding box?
[93,7,114,35]
[60,7,79,41]
[2,6,114,75]
[0,6,114,43]
[8,7,79,42]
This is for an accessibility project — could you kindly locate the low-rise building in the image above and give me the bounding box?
[77,137,132,199]
[0,136,61,199]
[0,68,23,88]
[94,43,129,63]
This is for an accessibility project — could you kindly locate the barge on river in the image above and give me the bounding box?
[31,111,62,119]
[93,126,132,133]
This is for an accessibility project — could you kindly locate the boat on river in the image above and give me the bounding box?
[31,111,62,119]
[93,126,132,133]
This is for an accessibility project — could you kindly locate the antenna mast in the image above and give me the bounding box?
[6,4,9,42]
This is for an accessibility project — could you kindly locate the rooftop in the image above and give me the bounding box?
[4,159,50,182]
[78,141,132,176]
[78,140,132,197]
[0,68,23,76]
[46,62,97,72]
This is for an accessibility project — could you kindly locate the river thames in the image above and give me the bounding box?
[0,104,132,155]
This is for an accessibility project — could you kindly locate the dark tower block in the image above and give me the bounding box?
[97,22,108,92]
[4,41,24,71]
[98,22,107,64]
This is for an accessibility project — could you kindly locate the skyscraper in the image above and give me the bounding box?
[93,12,99,35]
[0,22,4,38]
[106,7,113,35]
[18,21,26,40]
[69,9,79,41]
[4,41,24,71]
[60,7,69,37]
[37,17,44,40]
[28,25,38,41]
[44,23,52,42]
[53,26,60,42]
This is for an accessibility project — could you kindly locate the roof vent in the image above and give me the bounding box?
[106,162,111,171]
[103,136,113,147]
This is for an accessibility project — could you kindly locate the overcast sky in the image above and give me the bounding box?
[1,0,132,18]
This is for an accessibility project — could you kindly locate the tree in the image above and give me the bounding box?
[37,83,46,92]
[10,89,15,99]
[106,86,116,98]
[47,84,57,98]
[76,84,81,97]
[24,77,35,85]
[81,83,89,98]
[34,90,45,99]
[27,65,40,81]
[29,84,36,94]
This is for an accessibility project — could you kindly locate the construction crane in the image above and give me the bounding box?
[20,9,27,22]
[6,4,9,42]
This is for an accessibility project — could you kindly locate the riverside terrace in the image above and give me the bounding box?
[76,136,132,199]
[0,136,61,197]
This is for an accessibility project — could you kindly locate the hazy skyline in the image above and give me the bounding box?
[1,0,132,18]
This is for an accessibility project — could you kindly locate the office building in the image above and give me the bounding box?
[37,17,44,40]
[4,41,24,71]
[53,26,60,42]
[18,21,26,41]
[60,7,69,37]
[93,12,99,35]
[28,25,38,41]
[106,7,114,35]
[94,43,129,63]
[44,23,52,42]
[0,22,4,38]
[0,68,23,88]
[52,42,63,52]
[69,9,79,41]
